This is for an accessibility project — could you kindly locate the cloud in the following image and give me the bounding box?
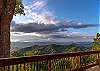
[32,0,47,9]
[10,31,94,42]
[11,20,98,33]
[10,32,51,42]
[13,0,98,28]
[31,12,59,24]
[11,21,95,42]
[58,20,98,28]
[11,0,97,43]
[19,0,59,25]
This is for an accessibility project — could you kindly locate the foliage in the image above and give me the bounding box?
[14,0,25,15]
[92,33,100,50]
[23,50,42,56]
[11,44,90,57]
[64,45,80,52]
[3,0,25,15]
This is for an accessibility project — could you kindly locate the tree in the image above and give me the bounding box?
[92,33,100,50]
[0,0,25,58]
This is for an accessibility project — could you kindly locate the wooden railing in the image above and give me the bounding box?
[0,50,100,71]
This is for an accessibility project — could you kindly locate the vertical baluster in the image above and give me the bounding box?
[75,56,81,69]
[4,66,8,71]
[20,64,22,71]
[52,59,54,71]
[89,55,91,64]
[42,61,44,71]
[3,66,5,71]
[54,59,56,71]
[37,61,39,71]
[26,63,28,71]
[55,59,57,71]
[36,61,38,71]
[44,61,45,71]
[30,62,32,71]
[16,64,18,71]
[80,55,81,68]
[35,62,37,71]
[61,58,64,71]
[65,58,67,71]
[56,59,58,71]
[57,59,59,71]
[8,66,10,71]
[33,62,35,71]
[18,64,20,71]
[55,60,56,71]
[39,61,41,71]
[9,65,11,71]
[48,60,51,71]
[63,58,66,70]
[64,58,66,71]
[72,57,75,69]
[47,60,48,71]
[45,60,47,71]
[57,59,60,71]
[42,60,48,71]
[69,57,72,71]
[24,63,26,71]
[40,61,41,71]
[11,65,15,71]
[61,58,63,71]
[64,58,66,70]
[51,60,53,71]
[10,65,12,71]
[66,57,69,71]
[98,53,100,58]
[28,63,30,71]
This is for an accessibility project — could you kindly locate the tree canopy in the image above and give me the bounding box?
[3,0,25,16]
[92,33,100,50]
[15,0,25,15]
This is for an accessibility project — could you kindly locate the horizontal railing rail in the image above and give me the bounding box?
[0,50,100,71]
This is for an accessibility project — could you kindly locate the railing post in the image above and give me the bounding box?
[98,53,100,58]
[79,56,81,67]
[48,60,51,71]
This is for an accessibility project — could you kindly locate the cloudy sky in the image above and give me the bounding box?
[11,0,99,42]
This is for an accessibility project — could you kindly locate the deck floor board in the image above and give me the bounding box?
[86,66,100,71]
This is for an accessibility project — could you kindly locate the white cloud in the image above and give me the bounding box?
[33,0,46,9]
[13,0,59,24]
[31,12,59,24]
[10,32,43,37]
[11,0,96,43]
[10,32,46,42]
[10,31,94,42]
[11,39,21,42]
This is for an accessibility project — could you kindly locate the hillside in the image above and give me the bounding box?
[11,43,91,57]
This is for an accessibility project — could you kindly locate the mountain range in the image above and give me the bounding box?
[11,41,92,49]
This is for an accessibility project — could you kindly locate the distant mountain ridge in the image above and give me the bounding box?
[11,41,92,48]
[11,42,92,57]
